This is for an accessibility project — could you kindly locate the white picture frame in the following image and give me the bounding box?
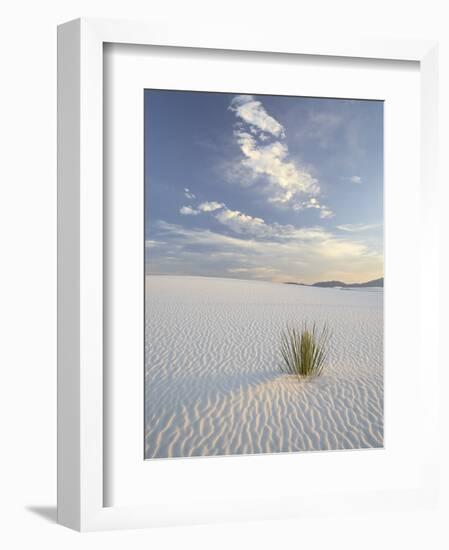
[57,17,440,531]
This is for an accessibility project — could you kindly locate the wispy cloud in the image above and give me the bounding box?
[180,196,337,242]
[156,220,257,250]
[296,197,335,219]
[233,129,320,204]
[295,111,343,149]
[150,217,382,283]
[228,95,333,217]
[180,205,199,215]
[145,239,167,248]
[156,218,365,256]
[181,202,225,215]
[198,201,225,212]
[340,175,363,184]
[319,208,335,219]
[229,95,333,219]
[229,95,285,138]
[337,223,380,232]
[213,206,329,242]
[145,91,383,283]
[215,208,267,236]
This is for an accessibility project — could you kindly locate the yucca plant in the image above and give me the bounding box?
[279,323,331,379]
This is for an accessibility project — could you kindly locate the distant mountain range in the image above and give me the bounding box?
[285,277,384,288]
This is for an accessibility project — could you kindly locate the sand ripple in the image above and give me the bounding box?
[145,276,383,458]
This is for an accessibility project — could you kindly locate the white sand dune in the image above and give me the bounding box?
[145,275,383,459]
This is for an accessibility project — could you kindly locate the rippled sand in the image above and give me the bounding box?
[145,275,383,459]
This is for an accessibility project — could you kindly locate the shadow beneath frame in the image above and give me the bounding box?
[26,506,57,523]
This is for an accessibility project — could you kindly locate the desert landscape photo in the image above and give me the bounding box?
[144,90,383,459]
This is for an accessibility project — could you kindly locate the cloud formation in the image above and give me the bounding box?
[336,223,380,232]
[179,195,338,243]
[296,197,335,219]
[319,208,334,219]
[228,95,333,216]
[215,208,267,236]
[145,91,383,284]
[151,217,381,283]
[198,201,225,212]
[233,129,320,204]
[229,95,285,138]
[180,205,199,215]
[340,175,363,184]
[145,239,167,248]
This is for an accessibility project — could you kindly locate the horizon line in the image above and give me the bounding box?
[144,273,384,285]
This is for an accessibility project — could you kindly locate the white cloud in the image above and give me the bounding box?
[229,95,285,138]
[215,208,267,236]
[228,95,327,212]
[179,205,199,215]
[184,187,196,199]
[293,197,334,219]
[337,223,380,232]
[152,217,382,283]
[212,204,336,241]
[197,201,225,212]
[304,197,320,209]
[319,207,335,219]
[181,194,335,239]
[233,129,320,204]
[145,239,167,248]
[341,175,362,184]
[316,239,367,259]
[156,220,258,250]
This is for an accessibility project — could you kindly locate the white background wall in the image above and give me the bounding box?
[0,1,448,548]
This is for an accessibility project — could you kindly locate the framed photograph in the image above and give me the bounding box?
[143,89,385,460]
[57,18,440,531]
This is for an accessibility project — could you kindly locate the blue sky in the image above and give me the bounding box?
[145,90,383,284]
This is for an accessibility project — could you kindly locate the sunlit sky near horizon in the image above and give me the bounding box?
[144,90,383,284]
